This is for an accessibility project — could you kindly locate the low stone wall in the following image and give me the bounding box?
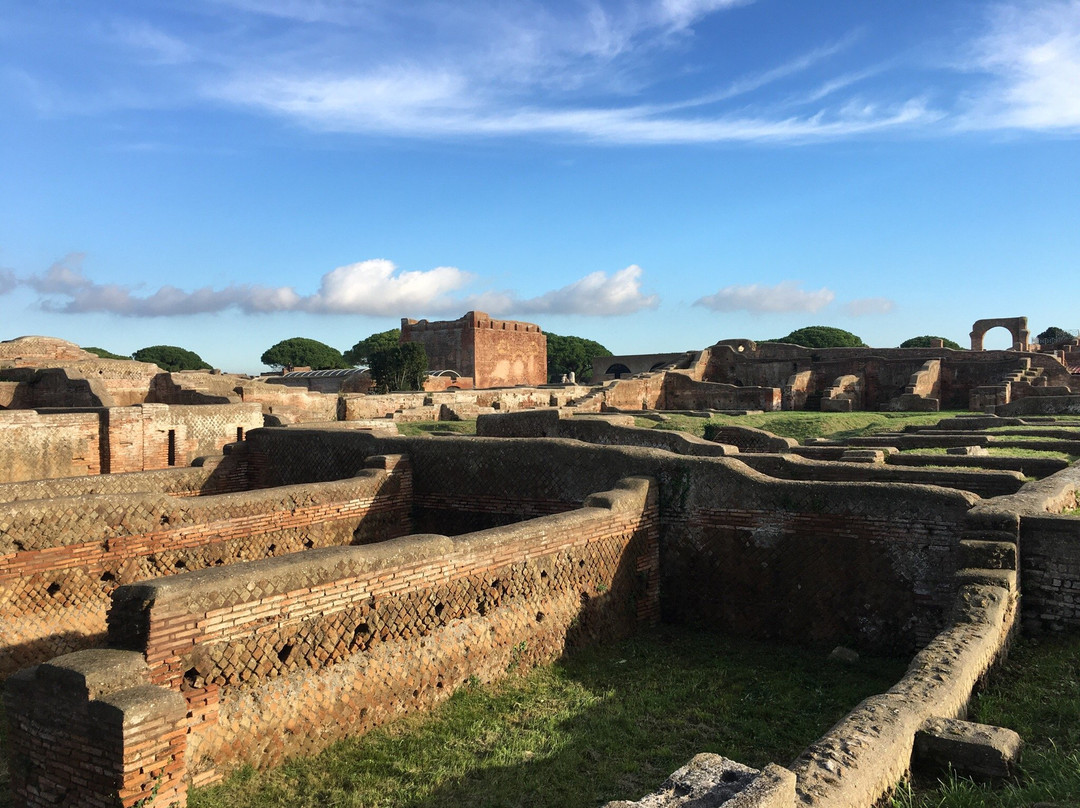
[0,455,412,675]
[663,372,781,411]
[476,409,738,457]
[738,454,1024,498]
[246,429,977,652]
[6,478,660,806]
[0,409,101,482]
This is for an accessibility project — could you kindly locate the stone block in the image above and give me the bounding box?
[914,717,1022,780]
[947,445,989,456]
[603,753,795,808]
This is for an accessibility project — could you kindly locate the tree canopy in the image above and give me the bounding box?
[899,335,964,350]
[369,343,428,393]
[766,326,866,349]
[132,345,212,371]
[83,346,130,360]
[260,337,349,370]
[344,329,400,366]
[1037,326,1074,347]
[546,333,612,383]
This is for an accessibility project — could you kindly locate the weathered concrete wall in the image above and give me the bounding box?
[402,310,547,388]
[6,478,659,805]
[0,455,413,675]
[0,409,102,482]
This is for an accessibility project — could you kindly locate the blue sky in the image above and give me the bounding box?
[2,0,1079,372]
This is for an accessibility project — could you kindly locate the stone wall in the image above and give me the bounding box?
[0,403,263,483]
[246,429,977,651]
[6,477,659,805]
[662,371,781,411]
[0,454,413,675]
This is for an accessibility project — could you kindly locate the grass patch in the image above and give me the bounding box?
[188,628,904,808]
[394,420,477,437]
[899,447,1078,462]
[893,632,1080,808]
[650,412,965,443]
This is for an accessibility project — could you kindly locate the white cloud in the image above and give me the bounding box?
[16,256,655,318]
[842,297,895,317]
[514,265,659,315]
[960,0,1080,131]
[303,259,476,315]
[694,281,835,313]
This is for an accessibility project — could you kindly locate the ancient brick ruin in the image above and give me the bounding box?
[2,325,1080,808]
[401,311,547,389]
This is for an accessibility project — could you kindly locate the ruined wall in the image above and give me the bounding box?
[402,310,547,388]
[0,403,263,482]
[246,429,977,651]
[0,409,102,482]
[702,342,1075,411]
[661,372,781,411]
[0,455,412,675]
[5,478,659,806]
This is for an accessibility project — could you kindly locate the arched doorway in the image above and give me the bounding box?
[605,363,632,379]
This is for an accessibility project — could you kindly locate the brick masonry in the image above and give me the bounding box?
[0,454,413,675]
[5,477,659,805]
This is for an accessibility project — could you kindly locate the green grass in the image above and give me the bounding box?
[394,420,477,436]
[898,446,1079,462]
[892,632,1080,808]
[646,411,965,443]
[187,628,904,808]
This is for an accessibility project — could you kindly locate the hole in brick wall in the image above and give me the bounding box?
[100,571,115,583]
[46,582,61,596]
[490,578,501,589]
[183,667,203,689]
[167,430,176,466]
[536,611,545,622]
[13,540,25,551]
[303,538,314,549]
[175,559,187,570]
[160,514,170,525]
[268,544,277,554]
[477,601,488,616]
[213,558,224,566]
[434,603,444,617]
[540,570,548,579]
[278,644,294,664]
[579,560,586,568]
[580,591,590,604]
[412,689,419,698]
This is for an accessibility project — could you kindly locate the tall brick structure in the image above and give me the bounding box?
[401,311,547,389]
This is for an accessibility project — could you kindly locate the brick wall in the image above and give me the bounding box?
[1020,514,1080,631]
[0,409,102,483]
[247,429,977,651]
[6,478,658,804]
[0,454,412,675]
[401,311,547,388]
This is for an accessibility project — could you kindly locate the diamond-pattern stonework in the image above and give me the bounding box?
[0,455,412,675]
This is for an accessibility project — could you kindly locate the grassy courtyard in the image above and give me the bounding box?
[188,628,905,808]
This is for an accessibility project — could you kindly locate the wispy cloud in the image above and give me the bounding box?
[0,268,16,295]
[959,0,1080,131]
[842,297,895,316]
[514,265,659,315]
[16,255,657,318]
[694,281,835,314]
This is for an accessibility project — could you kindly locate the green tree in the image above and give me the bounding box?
[899,335,963,350]
[369,343,428,392]
[546,333,612,383]
[1037,326,1074,347]
[83,346,130,360]
[344,329,400,366]
[132,345,212,371]
[261,337,349,370]
[767,326,866,349]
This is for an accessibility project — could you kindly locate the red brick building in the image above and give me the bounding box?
[401,311,547,388]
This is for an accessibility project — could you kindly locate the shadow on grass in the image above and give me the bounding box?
[190,627,906,808]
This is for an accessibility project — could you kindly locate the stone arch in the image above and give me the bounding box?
[605,363,633,379]
[970,317,1029,351]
